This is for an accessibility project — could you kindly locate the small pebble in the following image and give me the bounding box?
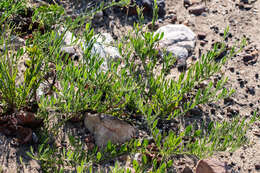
[197,32,207,40]
[32,132,39,143]
[189,5,206,15]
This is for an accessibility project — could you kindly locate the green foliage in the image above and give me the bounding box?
[0,34,44,111]
[0,0,26,25]
[161,115,254,158]
[32,4,65,30]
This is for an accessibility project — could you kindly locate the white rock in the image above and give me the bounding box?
[156,24,196,46]
[89,42,109,71]
[134,153,142,163]
[58,28,120,72]
[84,33,121,72]
[60,46,76,55]
[104,46,121,63]
[155,24,196,59]
[58,28,80,46]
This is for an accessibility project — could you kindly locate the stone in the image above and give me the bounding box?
[84,113,136,148]
[84,33,121,72]
[237,2,253,10]
[85,42,109,71]
[167,46,189,60]
[254,130,260,137]
[184,0,202,7]
[184,0,192,6]
[197,32,207,40]
[58,29,79,45]
[171,15,178,23]
[196,159,227,173]
[243,53,257,63]
[134,153,142,163]
[148,22,159,30]
[28,159,41,171]
[60,46,76,55]
[155,24,196,61]
[189,5,206,15]
[60,46,81,61]
[200,40,207,46]
[155,25,196,51]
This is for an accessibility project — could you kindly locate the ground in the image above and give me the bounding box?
[0,0,259,172]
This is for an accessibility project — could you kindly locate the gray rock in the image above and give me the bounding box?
[155,24,196,60]
[167,46,189,59]
[84,113,136,148]
[176,41,195,51]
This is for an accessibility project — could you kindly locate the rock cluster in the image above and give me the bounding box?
[58,23,197,71]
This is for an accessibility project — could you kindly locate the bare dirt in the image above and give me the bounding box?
[0,0,260,172]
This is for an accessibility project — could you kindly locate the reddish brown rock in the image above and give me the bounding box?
[196,159,227,173]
